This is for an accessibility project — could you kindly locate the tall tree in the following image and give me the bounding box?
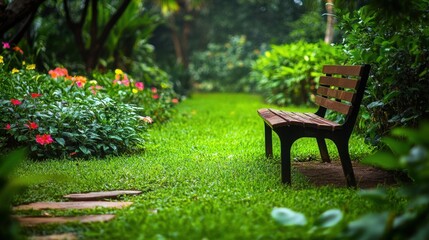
[0,0,46,44]
[63,0,132,72]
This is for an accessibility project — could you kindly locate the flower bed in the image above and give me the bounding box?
[0,42,179,159]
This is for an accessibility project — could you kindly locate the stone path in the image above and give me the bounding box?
[14,190,142,239]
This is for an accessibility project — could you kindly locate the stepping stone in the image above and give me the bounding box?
[29,233,78,240]
[15,214,115,227]
[13,201,133,211]
[64,190,142,201]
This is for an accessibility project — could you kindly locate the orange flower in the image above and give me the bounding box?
[73,76,87,87]
[49,67,69,79]
[13,46,24,54]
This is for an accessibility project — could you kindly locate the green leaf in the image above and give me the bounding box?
[362,151,402,170]
[382,137,410,156]
[55,138,66,147]
[271,207,307,226]
[343,212,389,240]
[314,209,343,228]
[0,148,27,176]
[79,146,91,155]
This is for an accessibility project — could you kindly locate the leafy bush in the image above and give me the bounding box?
[0,45,180,159]
[338,4,429,144]
[189,35,259,92]
[250,41,345,106]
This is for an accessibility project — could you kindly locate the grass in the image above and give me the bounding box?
[14,93,404,239]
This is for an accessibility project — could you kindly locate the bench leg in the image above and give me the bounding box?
[316,137,331,163]
[279,136,295,185]
[264,123,273,158]
[334,140,357,187]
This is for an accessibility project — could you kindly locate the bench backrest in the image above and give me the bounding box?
[315,64,371,130]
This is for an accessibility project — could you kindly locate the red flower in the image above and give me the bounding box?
[152,94,159,100]
[35,134,54,145]
[10,99,22,105]
[4,124,11,130]
[24,121,38,130]
[151,87,157,93]
[172,98,179,104]
[2,42,10,49]
[31,93,42,98]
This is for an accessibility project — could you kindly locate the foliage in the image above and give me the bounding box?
[189,35,259,92]
[271,122,429,239]
[338,3,429,144]
[353,122,429,240]
[0,149,27,240]
[250,41,345,106]
[0,48,172,160]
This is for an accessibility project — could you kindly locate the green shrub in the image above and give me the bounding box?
[338,4,429,144]
[250,41,345,106]
[189,35,259,92]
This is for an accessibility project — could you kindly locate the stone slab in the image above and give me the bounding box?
[29,233,78,240]
[16,214,115,227]
[13,201,133,211]
[64,190,142,201]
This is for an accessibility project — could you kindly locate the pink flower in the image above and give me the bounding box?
[2,42,10,49]
[10,99,22,106]
[4,124,11,130]
[35,134,54,145]
[151,87,157,93]
[31,93,42,98]
[24,121,38,130]
[122,74,130,86]
[172,98,179,104]
[152,94,159,100]
[135,82,144,91]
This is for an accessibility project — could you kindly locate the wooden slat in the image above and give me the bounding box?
[323,65,363,76]
[319,76,359,89]
[315,96,352,115]
[303,113,341,130]
[257,109,288,127]
[317,86,355,102]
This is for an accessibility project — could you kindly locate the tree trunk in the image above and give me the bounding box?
[0,0,46,43]
[63,0,131,72]
[324,0,335,44]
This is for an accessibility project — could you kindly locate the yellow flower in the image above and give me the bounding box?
[115,69,124,75]
[0,56,3,64]
[132,88,138,94]
[26,64,36,70]
[12,68,19,74]
[22,61,25,65]
[89,80,98,85]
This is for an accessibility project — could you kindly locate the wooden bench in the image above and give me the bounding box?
[257,64,371,187]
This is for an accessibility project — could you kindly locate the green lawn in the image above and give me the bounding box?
[14,93,403,239]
